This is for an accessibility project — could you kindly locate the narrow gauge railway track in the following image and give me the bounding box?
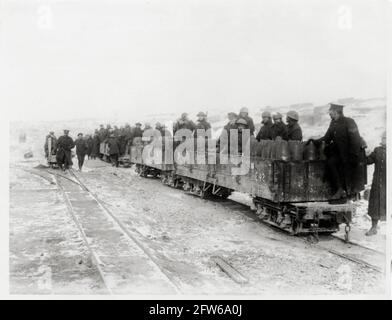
[53,174,112,294]
[108,167,384,274]
[53,170,182,294]
[215,198,384,274]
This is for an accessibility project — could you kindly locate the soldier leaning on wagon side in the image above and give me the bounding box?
[98,124,106,143]
[217,112,238,153]
[365,131,386,236]
[234,118,250,154]
[310,103,362,200]
[108,133,121,167]
[75,133,88,171]
[56,129,75,171]
[143,123,152,133]
[256,111,274,141]
[44,131,57,158]
[155,122,171,137]
[286,110,302,141]
[132,123,143,138]
[173,113,196,134]
[238,107,255,136]
[271,112,288,140]
[194,112,211,138]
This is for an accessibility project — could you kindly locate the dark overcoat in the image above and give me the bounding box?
[238,115,255,135]
[56,135,75,166]
[367,146,386,221]
[271,122,288,140]
[108,137,120,155]
[91,135,100,157]
[75,138,88,156]
[173,119,196,134]
[86,137,93,156]
[317,116,363,195]
[287,122,303,141]
[256,121,273,141]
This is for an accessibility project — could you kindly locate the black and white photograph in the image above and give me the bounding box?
[1,0,391,301]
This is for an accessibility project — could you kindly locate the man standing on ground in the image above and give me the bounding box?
[75,133,88,171]
[56,129,75,171]
[108,133,121,167]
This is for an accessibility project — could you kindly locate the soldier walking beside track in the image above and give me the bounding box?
[75,133,88,171]
[365,131,386,236]
[44,131,57,158]
[108,133,121,167]
[86,134,93,159]
[91,130,100,160]
[56,129,75,171]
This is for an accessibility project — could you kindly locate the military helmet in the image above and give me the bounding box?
[261,111,271,118]
[236,118,248,125]
[63,129,70,133]
[181,112,188,118]
[197,111,207,117]
[272,112,282,120]
[287,110,299,121]
[155,122,162,127]
[240,107,249,114]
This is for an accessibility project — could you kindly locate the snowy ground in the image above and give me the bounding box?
[9,99,388,296]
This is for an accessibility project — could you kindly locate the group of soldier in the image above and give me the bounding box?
[44,103,385,236]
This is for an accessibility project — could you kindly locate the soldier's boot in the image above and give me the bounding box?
[332,187,347,200]
[366,219,378,236]
[365,227,377,236]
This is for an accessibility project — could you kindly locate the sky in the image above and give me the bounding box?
[0,0,390,121]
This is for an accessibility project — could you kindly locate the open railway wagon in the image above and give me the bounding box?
[130,137,175,178]
[99,141,131,166]
[129,137,366,239]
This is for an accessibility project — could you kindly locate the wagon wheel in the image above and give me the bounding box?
[290,219,303,235]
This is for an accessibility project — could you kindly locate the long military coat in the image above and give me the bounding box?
[56,135,75,166]
[317,116,363,195]
[108,137,120,155]
[367,145,386,221]
[91,135,100,157]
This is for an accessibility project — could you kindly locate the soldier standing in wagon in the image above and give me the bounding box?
[365,131,386,236]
